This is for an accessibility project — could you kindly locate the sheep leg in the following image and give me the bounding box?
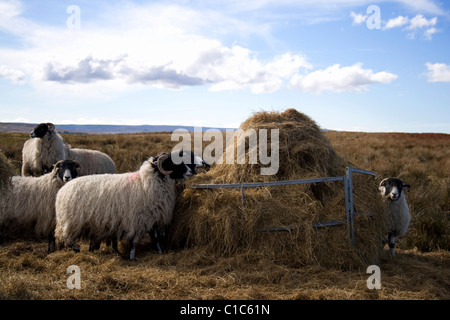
[105,238,119,254]
[388,232,396,256]
[48,232,56,253]
[129,235,138,261]
[381,236,387,248]
[69,241,80,253]
[149,228,163,254]
[112,238,118,254]
[89,240,101,252]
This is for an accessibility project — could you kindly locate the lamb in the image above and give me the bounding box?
[0,160,80,252]
[55,150,208,260]
[379,177,411,256]
[21,123,115,177]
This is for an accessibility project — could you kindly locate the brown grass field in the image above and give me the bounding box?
[0,128,448,300]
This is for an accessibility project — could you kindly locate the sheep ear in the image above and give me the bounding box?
[73,160,81,169]
[403,183,411,190]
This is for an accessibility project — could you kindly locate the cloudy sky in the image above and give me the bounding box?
[0,0,449,132]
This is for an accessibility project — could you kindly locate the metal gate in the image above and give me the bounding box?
[191,167,376,245]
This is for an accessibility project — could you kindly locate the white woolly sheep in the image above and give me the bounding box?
[0,160,80,252]
[22,123,66,176]
[54,150,208,260]
[379,177,411,256]
[21,123,115,177]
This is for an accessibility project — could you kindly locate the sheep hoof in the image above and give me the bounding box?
[70,243,80,253]
[129,236,138,261]
[48,243,56,253]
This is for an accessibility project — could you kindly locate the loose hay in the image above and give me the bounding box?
[170,109,387,269]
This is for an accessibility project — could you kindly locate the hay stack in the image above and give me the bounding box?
[170,109,386,269]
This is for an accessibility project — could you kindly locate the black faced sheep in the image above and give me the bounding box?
[379,177,411,256]
[54,150,208,260]
[21,123,115,177]
[0,160,80,252]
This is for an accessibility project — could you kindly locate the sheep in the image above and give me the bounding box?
[21,123,115,177]
[0,160,80,252]
[22,123,66,176]
[379,177,411,256]
[55,150,208,260]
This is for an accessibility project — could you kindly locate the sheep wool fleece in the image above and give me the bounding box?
[0,171,66,236]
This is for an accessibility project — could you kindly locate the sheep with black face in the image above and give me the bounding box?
[0,160,80,252]
[54,150,208,260]
[379,177,411,256]
[21,122,115,177]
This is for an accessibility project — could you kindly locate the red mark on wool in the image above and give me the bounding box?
[128,172,140,182]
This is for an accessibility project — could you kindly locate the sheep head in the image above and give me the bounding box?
[54,160,81,182]
[30,122,56,139]
[155,150,208,180]
[379,177,410,201]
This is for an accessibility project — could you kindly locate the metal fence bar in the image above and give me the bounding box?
[262,219,347,232]
[191,176,344,189]
[348,167,377,176]
[345,167,355,245]
[261,212,374,232]
[346,167,376,245]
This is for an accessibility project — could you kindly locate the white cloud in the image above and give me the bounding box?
[0,0,22,20]
[377,13,440,40]
[290,63,397,93]
[425,62,450,82]
[423,27,439,40]
[407,14,437,29]
[350,11,367,25]
[383,16,409,29]
[405,14,439,40]
[0,65,25,83]
[0,2,311,95]
[222,0,446,16]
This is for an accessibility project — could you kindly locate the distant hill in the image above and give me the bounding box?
[0,122,234,134]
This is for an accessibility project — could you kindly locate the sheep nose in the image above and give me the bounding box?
[64,175,72,181]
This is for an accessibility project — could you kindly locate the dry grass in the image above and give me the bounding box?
[0,241,448,300]
[0,114,449,300]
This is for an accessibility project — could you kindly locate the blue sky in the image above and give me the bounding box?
[0,0,449,133]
